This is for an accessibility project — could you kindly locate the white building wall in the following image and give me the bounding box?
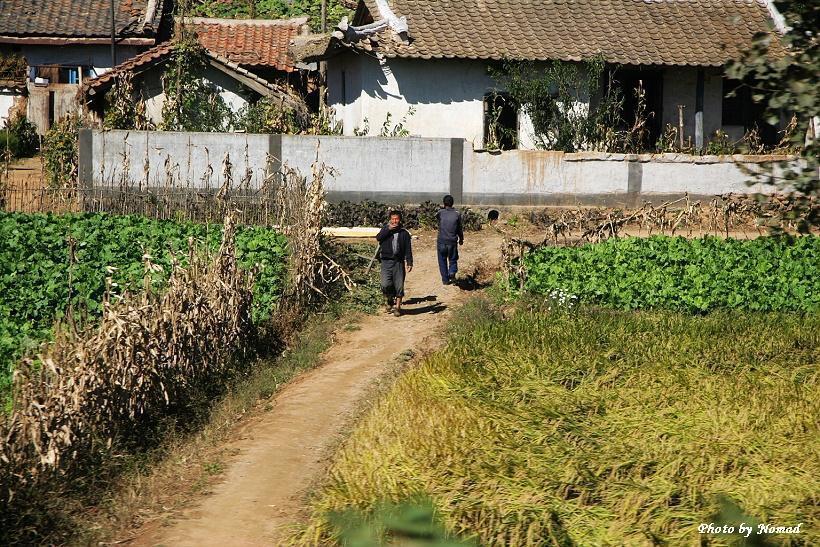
[139,66,256,127]
[0,90,18,126]
[329,55,502,148]
[21,45,142,76]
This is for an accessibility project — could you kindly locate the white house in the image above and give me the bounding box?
[294,0,785,151]
[79,37,306,128]
[0,0,167,132]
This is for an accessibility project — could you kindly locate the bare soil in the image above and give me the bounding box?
[129,229,507,546]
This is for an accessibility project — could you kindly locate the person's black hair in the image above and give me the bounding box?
[443,195,454,207]
[389,210,403,220]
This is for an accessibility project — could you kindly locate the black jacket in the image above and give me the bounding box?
[376,224,413,266]
[436,207,464,244]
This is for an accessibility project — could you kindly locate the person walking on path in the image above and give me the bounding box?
[436,195,464,285]
[376,210,414,316]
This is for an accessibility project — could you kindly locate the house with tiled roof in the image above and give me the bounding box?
[186,17,312,82]
[294,0,786,150]
[79,33,303,125]
[0,0,168,132]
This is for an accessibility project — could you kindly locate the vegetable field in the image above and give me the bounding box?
[523,236,819,312]
[0,212,287,399]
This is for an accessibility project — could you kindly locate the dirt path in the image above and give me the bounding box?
[132,230,505,547]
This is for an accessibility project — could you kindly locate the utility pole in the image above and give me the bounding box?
[110,0,117,66]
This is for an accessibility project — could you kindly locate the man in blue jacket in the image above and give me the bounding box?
[436,195,464,285]
[376,210,414,317]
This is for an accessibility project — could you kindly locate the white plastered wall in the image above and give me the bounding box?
[0,90,18,126]
[139,65,256,126]
[661,67,724,144]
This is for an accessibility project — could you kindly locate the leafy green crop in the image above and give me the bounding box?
[0,213,287,398]
[523,236,819,313]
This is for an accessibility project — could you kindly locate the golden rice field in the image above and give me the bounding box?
[300,300,819,546]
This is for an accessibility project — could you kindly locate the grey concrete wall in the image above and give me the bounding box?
[89,130,271,190]
[281,134,451,202]
[84,130,788,208]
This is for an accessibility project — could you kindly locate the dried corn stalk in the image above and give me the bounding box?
[0,217,252,507]
[268,161,354,310]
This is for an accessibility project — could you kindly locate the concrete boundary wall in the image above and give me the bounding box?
[82,130,789,207]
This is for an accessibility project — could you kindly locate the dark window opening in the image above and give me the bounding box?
[608,68,663,147]
[722,78,778,145]
[341,70,347,106]
[484,93,518,150]
[47,91,55,131]
[32,65,91,84]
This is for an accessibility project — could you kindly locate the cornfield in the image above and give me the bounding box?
[527,193,818,244]
[0,218,252,512]
[0,161,339,543]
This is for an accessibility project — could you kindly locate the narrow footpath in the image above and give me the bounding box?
[131,231,504,546]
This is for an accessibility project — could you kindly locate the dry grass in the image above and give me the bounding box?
[299,300,819,546]
[73,311,340,545]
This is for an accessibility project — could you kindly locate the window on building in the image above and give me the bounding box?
[608,69,663,147]
[32,65,90,84]
[484,92,518,150]
[722,78,778,144]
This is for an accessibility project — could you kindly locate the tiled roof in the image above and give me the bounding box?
[82,42,173,94]
[184,17,309,71]
[80,41,305,113]
[346,0,781,67]
[0,0,164,38]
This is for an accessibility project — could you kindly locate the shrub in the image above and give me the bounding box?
[522,235,820,312]
[1,114,38,158]
[0,129,19,160]
[326,200,484,231]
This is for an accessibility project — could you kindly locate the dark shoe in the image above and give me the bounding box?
[442,279,451,286]
[448,275,456,285]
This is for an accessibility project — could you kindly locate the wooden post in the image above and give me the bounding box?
[677,104,685,151]
[110,0,116,66]
[695,68,705,150]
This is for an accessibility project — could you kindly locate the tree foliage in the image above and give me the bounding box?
[191,0,352,30]
[727,0,818,224]
[1,114,38,159]
[491,58,623,153]
[159,28,233,132]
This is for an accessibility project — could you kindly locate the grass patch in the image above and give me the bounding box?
[300,300,819,545]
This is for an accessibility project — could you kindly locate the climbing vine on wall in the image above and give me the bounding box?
[491,57,624,153]
[103,72,151,130]
[159,25,233,132]
[43,113,83,188]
